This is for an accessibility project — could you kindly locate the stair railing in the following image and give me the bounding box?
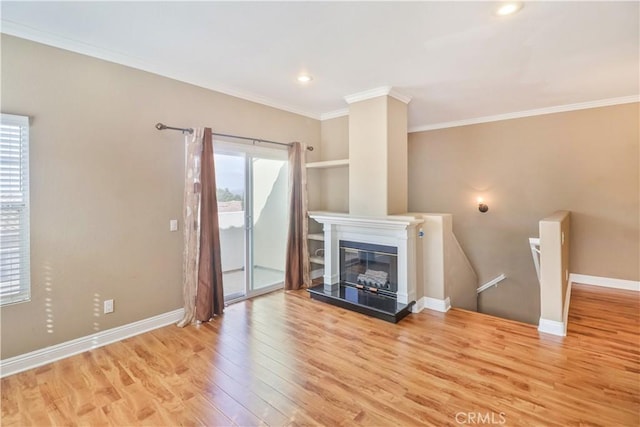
[529,237,541,283]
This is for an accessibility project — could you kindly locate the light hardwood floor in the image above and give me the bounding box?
[1,284,638,426]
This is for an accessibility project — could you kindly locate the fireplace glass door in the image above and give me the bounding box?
[339,241,398,296]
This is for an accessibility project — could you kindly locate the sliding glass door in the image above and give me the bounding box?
[215,151,247,300]
[214,141,288,301]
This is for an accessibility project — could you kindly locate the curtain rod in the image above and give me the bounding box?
[155,123,314,151]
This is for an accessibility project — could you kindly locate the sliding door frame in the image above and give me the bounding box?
[215,139,288,304]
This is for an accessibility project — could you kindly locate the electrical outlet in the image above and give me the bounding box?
[170,219,178,232]
[104,299,114,314]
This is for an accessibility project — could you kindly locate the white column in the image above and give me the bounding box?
[322,223,340,292]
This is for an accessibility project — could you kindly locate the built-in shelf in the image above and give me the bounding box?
[309,256,325,265]
[308,233,324,241]
[305,159,349,169]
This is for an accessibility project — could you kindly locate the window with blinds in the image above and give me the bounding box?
[1,114,30,306]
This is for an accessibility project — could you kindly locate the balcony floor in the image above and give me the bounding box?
[223,266,284,298]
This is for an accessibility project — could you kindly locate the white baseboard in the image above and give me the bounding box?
[311,268,323,280]
[570,273,640,292]
[424,296,451,313]
[0,308,184,378]
[562,280,572,335]
[538,318,566,336]
[412,297,425,313]
[538,280,573,337]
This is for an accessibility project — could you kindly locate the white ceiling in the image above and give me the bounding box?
[2,1,638,131]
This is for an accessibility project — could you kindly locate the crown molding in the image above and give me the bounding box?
[4,22,636,132]
[1,22,322,121]
[344,86,412,105]
[344,86,392,104]
[320,109,349,121]
[388,88,413,104]
[409,95,640,133]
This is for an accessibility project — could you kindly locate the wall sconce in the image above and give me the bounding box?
[477,197,489,213]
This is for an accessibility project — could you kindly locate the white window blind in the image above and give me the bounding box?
[1,114,30,305]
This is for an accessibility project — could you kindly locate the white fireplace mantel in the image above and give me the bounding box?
[308,211,424,304]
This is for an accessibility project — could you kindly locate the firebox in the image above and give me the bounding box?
[339,240,398,298]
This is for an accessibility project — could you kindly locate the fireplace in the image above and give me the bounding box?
[340,240,398,297]
[307,212,423,323]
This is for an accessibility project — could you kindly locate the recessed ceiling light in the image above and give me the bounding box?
[495,2,523,16]
[297,74,313,83]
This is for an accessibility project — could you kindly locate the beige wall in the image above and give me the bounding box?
[348,96,408,216]
[320,115,349,161]
[386,97,408,215]
[408,103,639,324]
[316,116,349,213]
[0,35,319,359]
[349,96,389,216]
[413,213,478,310]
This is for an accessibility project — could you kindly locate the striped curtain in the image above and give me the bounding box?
[177,128,224,327]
